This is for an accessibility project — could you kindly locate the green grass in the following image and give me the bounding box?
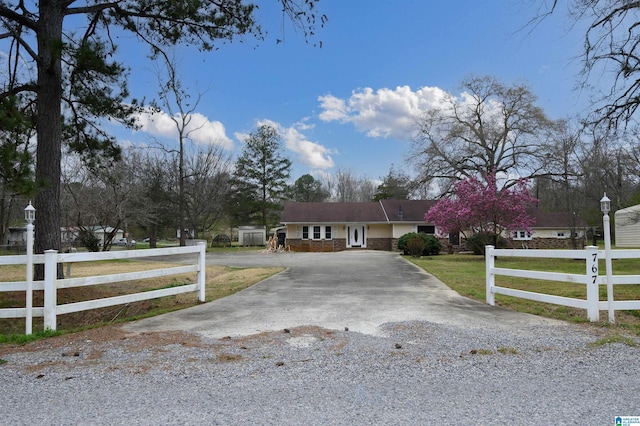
[0,329,62,345]
[408,253,640,335]
[0,257,281,340]
[589,334,637,347]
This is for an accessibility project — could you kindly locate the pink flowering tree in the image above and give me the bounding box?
[425,172,537,254]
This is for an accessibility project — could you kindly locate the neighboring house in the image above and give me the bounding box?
[62,226,125,247]
[614,204,640,247]
[510,208,587,249]
[5,226,126,250]
[280,200,437,252]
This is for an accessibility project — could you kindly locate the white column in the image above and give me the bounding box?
[603,212,615,323]
[197,241,206,302]
[43,250,58,331]
[25,222,34,334]
[485,245,495,306]
[585,246,600,322]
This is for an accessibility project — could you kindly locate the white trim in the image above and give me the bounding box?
[347,224,366,248]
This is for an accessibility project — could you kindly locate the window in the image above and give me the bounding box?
[418,225,435,234]
[513,230,532,241]
[301,225,333,240]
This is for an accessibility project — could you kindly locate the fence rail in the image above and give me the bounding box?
[485,245,640,322]
[0,242,207,333]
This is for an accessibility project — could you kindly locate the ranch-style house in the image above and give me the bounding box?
[279,200,586,252]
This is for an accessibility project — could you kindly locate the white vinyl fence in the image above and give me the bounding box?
[486,245,640,322]
[0,242,206,333]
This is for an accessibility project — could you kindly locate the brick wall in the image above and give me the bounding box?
[286,238,346,252]
[289,236,586,253]
[286,238,392,252]
[366,238,393,251]
[507,237,587,250]
[435,236,588,253]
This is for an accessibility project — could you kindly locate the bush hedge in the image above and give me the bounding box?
[397,232,441,256]
[466,232,507,255]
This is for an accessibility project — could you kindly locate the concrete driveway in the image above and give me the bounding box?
[124,250,561,338]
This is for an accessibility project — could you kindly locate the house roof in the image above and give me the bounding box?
[379,199,437,222]
[280,200,437,224]
[527,208,586,229]
[281,202,584,229]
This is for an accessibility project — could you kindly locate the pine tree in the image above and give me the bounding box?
[231,125,292,228]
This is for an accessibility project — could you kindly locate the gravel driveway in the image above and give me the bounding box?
[1,250,638,425]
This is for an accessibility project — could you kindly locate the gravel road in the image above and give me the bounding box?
[1,320,638,425]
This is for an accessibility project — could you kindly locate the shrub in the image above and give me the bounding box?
[406,235,425,258]
[398,232,441,256]
[422,234,442,256]
[77,229,101,252]
[466,232,506,255]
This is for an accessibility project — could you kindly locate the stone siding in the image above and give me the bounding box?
[286,238,391,252]
[286,238,346,252]
[366,238,393,251]
[436,236,587,253]
[506,237,587,250]
[287,236,585,252]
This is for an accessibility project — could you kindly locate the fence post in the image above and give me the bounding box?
[486,245,495,306]
[43,250,58,331]
[25,220,34,335]
[585,246,600,322]
[197,241,206,302]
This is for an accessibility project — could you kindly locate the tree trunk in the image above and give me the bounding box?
[34,2,64,279]
[149,224,157,249]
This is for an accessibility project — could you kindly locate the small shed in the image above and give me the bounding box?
[238,226,266,246]
[7,226,26,246]
[615,204,640,247]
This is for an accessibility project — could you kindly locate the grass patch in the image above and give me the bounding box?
[0,259,282,338]
[589,334,637,347]
[470,348,493,355]
[0,329,62,345]
[408,253,640,335]
[216,353,244,363]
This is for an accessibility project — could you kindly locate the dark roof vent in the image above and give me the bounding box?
[397,206,403,220]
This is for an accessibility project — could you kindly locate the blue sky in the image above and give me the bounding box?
[112,1,589,183]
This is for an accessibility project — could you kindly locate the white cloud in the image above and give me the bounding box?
[241,119,335,170]
[318,95,348,121]
[134,108,234,150]
[318,85,450,139]
[233,131,250,143]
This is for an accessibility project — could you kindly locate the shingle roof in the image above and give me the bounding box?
[280,200,437,224]
[379,199,437,222]
[526,208,586,228]
[281,202,583,229]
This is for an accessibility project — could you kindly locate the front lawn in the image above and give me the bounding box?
[407,253,640,335]
[0,259,282,340]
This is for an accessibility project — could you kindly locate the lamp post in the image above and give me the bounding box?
[600,193,614,323]
[24,201,35,334]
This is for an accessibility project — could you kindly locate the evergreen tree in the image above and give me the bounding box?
[231,125,292,228]
[0,1,325,272]
[374,166,411,201]
[290,174,329,202]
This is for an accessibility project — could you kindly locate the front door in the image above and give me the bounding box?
[347,225,366,248]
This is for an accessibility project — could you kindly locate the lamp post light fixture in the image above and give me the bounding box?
[600,193,615,323]
[24,201,36,334]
